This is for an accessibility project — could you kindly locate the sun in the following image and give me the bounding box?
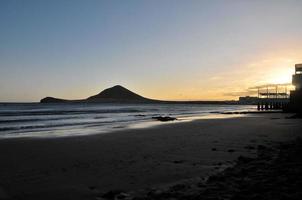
[267,67,294,85]
[270,74,292,84]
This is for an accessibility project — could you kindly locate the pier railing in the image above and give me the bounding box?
[247,83,291,110]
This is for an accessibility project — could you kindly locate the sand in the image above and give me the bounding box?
[0,113,301,200]
[124,138,302,200]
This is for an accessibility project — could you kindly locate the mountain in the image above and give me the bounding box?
[40,97,68,103]
[40,85,238,104]
[86,85,147,102]
[40,85,153,103]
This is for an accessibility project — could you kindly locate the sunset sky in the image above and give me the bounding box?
[1,0,302,102]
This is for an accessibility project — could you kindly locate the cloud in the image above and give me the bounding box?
[223,90,258,97]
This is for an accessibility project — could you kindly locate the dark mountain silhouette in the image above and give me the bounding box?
[40,97,69,103]
[40,85,153,103]
[40,85,237,104]
[86,85,148,102]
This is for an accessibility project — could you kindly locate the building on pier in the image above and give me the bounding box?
[255,84,290,110]
[288,64,302,113]
[239,83,290,110]
[239,63,302,112]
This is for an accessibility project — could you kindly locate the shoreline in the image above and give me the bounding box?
[0,109,290,140]
[0,112,247,140]
[0,103,255,139]
[0,113,301,199]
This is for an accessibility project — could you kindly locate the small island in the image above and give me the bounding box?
[40,85,155,103]
[40,85,236,105]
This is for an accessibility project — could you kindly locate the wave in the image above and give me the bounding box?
[0,104,254,138]
[0,118,145,132]
[0,108,146,117]
[0,116,82,124]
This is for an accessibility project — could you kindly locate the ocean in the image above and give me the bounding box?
[0,103,255,138]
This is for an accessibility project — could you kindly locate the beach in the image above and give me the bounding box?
[0,113,301,200]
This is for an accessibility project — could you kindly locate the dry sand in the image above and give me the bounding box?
[0,113,301,200]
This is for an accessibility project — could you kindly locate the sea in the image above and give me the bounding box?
[0,103,255,138]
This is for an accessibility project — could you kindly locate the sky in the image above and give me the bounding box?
[0,0,302,102]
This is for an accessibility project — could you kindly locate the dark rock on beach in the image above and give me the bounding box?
[227,149,236,153]
[152,116,177,122]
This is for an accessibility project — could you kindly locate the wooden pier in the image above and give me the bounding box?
[256,84,290,110]
[257,98,289,110]
[241,84,291,110]
[241,64,301,112]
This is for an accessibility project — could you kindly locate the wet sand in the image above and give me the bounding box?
[0,113,301,200]
[124,137,302,200]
